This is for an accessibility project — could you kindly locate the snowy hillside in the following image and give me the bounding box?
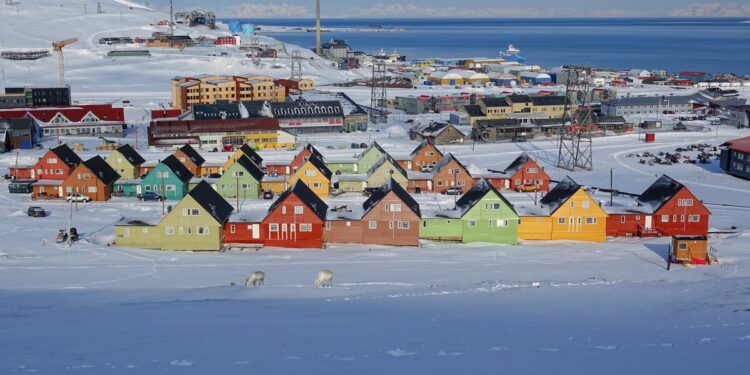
[0,0,367,104]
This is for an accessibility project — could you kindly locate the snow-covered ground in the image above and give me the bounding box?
[1,1,750,373]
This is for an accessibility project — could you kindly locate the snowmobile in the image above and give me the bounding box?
[55,227,79,243]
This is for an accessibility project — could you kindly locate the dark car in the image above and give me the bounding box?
[137,192,163,201]
[207,173,222,178]
[363,187,381,196]
[27,206,47,217]
[262,190,274,200]
[440,187,463,196]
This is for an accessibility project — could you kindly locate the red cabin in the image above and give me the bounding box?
[30,144,82,181]
[215,36,237,45]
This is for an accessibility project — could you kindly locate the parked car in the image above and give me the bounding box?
[262,190,274,200]
[440,187,463,196]
[363,187,381,196]
[515,184,538,192]
[137,192,163,201]
[27,206,47,217]
[207,173,222,178]
[66,193,91,203]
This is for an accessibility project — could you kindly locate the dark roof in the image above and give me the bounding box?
[481,97,511,107]
[161,155,194,183]
[178,144,205,166]
[462,104,486,117]
[507,94,532,103]
[83,155,120,185]
[188,180,234,223]
[234,154,265,181]
[307,154,333,180]
[269,180,329,221]
[417,121,449,135]
[362,178,420,217]
[115,144,145,166]
[193,102,244,120]
[476,118,521,127]
[0,117,33,130]
[410,140,443,158]
[455,178,516,217]
[50,144,82,167]
[239,143,263,166]
[367,153,408,178]
[432,153,469,177]
[530,95,566,106]
[540,176,580,214]
[305,143,325,161]
[533,118,564,127]
[637,174,684,212]
[503,153,532,175]
[278,100,344,119]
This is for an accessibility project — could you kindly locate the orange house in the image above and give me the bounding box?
[398,141,444,172]
[61,156,120,201]
[174,144,205,176]
[429,153,473,193]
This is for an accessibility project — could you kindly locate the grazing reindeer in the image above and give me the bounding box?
[314,269,333,288]
[245,271,265,287]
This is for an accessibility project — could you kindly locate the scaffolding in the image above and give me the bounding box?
[370,61,388,124]
[556,65,594,171]
[290,50,302,80]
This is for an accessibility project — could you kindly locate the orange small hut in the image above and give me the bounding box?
[668,235,717,269]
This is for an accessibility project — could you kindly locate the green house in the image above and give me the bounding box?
[365,154,409,189]
[114,181,234,251]
[113,179,141,197]
[421,178,519,244]
[326,159,360,174]
[213,155,264,199]
[140,155,193,200]
[357,141,387,173]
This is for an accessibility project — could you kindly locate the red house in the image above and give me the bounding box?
[325,179,421,246]
[495,153,550,192]
[225,180,328,249]
[215,36,237,45]
[31,144,82,180]
[606,175,710,237]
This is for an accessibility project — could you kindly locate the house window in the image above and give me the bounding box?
[368,220,377,229]
[48,158,58,164]
[187,226,192,235]
[123,228,130,237]
[662,215,669,222]
[386,203,401,212]
[55,169,64,175]
[294,205,303,214]
[673,215,677,222]
[165,226,175,235]
[87,186,97,193]
[313,182,322,188]
[457,180,465,186]
[346,221,351,227]
[558,217,565,224]
[678,243,687,250]
[485,203,501,210]
[230,224,236,234]
[586,217,597,224]
[183,208,199,216]
[422,220,427,228]
[399,221,409,229]
[269,223,279,231]
[197,226,208,235]
[145,185,152,191]
[488,219,493,227]
[325,222,331,230]
[437,181,443,186]
[620,215,625,223]
[689,215,700,222]
[305,170,316,176]
[678,199,694,207]
[165,184,176,192]
[446,220,451,224]
[282,206,287,215]
[526,167,537,174]
[468,220,476,228]
[142,228,148,234]
[496,219,507,227]
[388,221,393,229]
[300,223,312,232]
[569,201,575,208]
[582,200,590,208]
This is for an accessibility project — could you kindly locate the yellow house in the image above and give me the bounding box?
[261,175,290,194]
[288,156,332,197]
[105,144,145,180]
[518,177,608,242]
[223,144,264,172]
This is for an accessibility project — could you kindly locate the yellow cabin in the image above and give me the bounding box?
[288,156,332,197]
[518,176,608,242]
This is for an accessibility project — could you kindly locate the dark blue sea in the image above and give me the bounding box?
[230,18,750,74]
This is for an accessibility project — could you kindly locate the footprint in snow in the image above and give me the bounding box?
[169,359,194,367]
[386,348,417,357]
[537,347,560,352]
[437,351,463,356]
[591,345,620,350]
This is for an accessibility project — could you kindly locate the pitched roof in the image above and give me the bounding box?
[234,154,265,181]
[160,155,194,183]
[362,178,420,217]
[637,174,684,212]
[530,95,566,106]
[410,140,443,158]
[540,176,581,214]
[304,143,325,161]
[83,155,120,185]
[416,122,459,137]
[455,178,516,217]
[432,153,469,177]
[503,153,531,175]
[177,144,205,166]
[481,97,511,107]
[462,104,486,117]
[721,135,750,154]
[367,153,408,178]
[362,141,387,158]
[115,144,145,166]
[50,144,82,167]
[193,102,244,120]
[507,94,533,103]
[188,180,234,223]
[306,154,333,180]
[269,180,329,221]
[239,143,263,165]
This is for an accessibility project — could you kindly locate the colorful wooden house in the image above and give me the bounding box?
[325,179,421,246]
[410,153,473,194]
[606,175,710,238]
[214,155,264,199]
[30,144,82,180]
[174,144,205,177]
[499,153,550,192]
[288,155,332,197]
[668,235,716,268]
[258,180,329,248]
[357,141,387,173]
[140,155,194,200]
[518,177,608,242]
[266,143,324,176]
[397,141,444,171]
[222,144,263,172]
[365,154,409,189]
[326,158,360,174]
[421,178,518,244]
[61,156,120,201]
[105,144,145,180]
[115,181,234,251]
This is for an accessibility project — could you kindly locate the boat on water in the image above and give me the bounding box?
[501,44,526,63]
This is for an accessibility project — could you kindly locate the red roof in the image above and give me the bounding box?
[151,109,182,119]
[0,104,124,123]
[724,136,750,154]
[679,71,707,76]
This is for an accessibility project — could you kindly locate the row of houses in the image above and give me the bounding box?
[113,171,710,251]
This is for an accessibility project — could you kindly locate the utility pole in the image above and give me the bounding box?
[609,168,613,207]
[68,198,73,245]
[169,0,174,35]
[236,174,240,212]
[315,0,321,56]
[161,172,166,214]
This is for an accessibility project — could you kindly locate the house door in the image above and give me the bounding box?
[251,224,260,239]
[290,223,296,240]
[645,216,652,229]
[281,223,288,240]
[449,80,455,86]
[427,181,433,191]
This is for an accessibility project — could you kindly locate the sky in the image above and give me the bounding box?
[147,0,750,18]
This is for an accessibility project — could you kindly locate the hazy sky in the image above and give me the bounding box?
[149,1,750,18]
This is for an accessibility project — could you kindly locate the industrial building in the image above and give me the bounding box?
[148,116,295,150]
[720,136,750,179]
[1,86,71,108]
[0,118,38,151]
[242,100,346,134]
[171,75,287,111]
[601,96,695,116]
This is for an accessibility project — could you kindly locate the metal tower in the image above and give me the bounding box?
[251,38,260,66]
[290,50,302,80]
[370,61,388,123]
[556,65,594,171]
